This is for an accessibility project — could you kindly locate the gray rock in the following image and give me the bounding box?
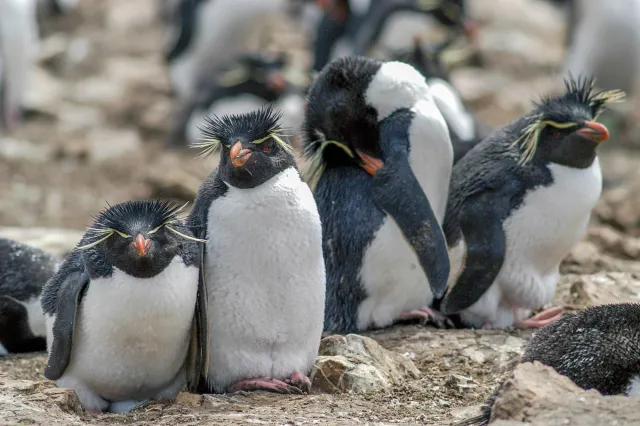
[0,226,82,257]
[310,334,420,394]
[87,128,142,162]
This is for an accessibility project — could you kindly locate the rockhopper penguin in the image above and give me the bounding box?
[187,105,325,394]
[460,303,640,426]
[0,238,59,355]
[304,56,453,333]
[441,77,623,329]
[41,200,209,413]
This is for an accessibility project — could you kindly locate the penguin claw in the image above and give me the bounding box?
[228,377,303,395]
[284,371,312,394]
[398,306,454,329]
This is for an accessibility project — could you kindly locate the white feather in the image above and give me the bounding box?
[46,258,198,411]
[0,342,8,356]
[627,375,640,396]
[457,160,603,328]
[0,0,39,125]
[204,167,325,392]
[357,62,453,330]
[20,296,46,338]
[428,78,476,141]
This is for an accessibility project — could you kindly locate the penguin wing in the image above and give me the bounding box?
[440,191,507,315]
[369,110,450,299]
[43,268,90,380]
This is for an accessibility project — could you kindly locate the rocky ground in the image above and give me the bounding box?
[2,0,640,424]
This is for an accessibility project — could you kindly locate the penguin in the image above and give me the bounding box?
[303,56,453,333]
[312,0,478,72]
[391,35,488,163]
[187,105,325,394]
[164,0,287,101]
[0,238,59,355]
[0,0,39,132]
[167,52,305,149]
[440,77,623,329]
[41,200,208,413]
[36,0,77,17]
[458,303,640,426]
[563,0,640,96]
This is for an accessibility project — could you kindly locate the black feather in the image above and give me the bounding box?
[89,200,184,237]
[199,104,283,145]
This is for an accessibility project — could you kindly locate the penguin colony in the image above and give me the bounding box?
[1,0,640,419]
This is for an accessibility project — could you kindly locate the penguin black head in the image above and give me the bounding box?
[431,0,476,37]
[218,52,288,97]
[194,105,295,188]
[78,200,202,279]
[304,56,382,177]
[515,76,624,168]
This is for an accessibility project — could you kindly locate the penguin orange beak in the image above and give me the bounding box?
[357,150,384,176]
[132,234,152,256]
[577,121,610,143]
[230,142,253,167]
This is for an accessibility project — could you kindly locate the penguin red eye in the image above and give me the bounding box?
[263,146,270,152]
[553,130,561,137]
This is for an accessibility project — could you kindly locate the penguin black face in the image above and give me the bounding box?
[305,56,382,169]
[431,0,477,40]
[516,76,623,168]
[195,105,295,188]
[238,53,288,95]
[79,200,198,279]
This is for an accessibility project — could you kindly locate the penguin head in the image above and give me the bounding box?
[194,105,295,188]
[78,200,201,278]
[428,0,477,40]
[217,52,288,96]
[514,76,624,168]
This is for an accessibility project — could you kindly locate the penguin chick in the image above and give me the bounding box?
[304,56,453,333]
[392,36,489,163]
[459,303,640,426]
[0,0,39,131]
[441,77,623,329]
[167,52,302,149]
[0,238,59,355]
[41,200,208,414]
[188,105,325,394]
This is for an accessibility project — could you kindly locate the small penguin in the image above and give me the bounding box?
[41,200,208,413]
[0,0,39,131]
[36,0,77,17]
[563,0,640,96]
[460,303,640,426]
[164,0,287,101]
[187,106,325,394]
[167,52,305,148]
[392,36,488,163]
[0,238,59,355]
[304,56,453,333]
[441,77,623,329]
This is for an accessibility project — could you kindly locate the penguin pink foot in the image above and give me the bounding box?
[284,371,312,393]
[515,306,564,329]
[228,377,304,394]
[3,107,23,130]
[399,306,454,328]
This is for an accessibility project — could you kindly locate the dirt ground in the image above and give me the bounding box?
[2,0,640,424]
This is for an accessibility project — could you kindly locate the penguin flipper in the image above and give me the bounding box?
[440,193,506,315]
[186,243,209,393]
[369,148,450,299]
[43,270,90,381]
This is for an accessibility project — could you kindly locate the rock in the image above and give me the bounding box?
[24,66,66,115]
[0,226,82,257]
[553,272,640,309]
[174,392,204,408]
[42,387,83,415]
[0,138,52,163]
[87,128,142,161]
[106,0,158,31]
[487,362,640,425]
[310,334,420,394]
[144,154,210,202]
[70,77,126,108]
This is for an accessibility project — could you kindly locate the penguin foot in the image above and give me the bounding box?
[284,371,312,394]
[515,306,564,329]
[398,306,454,329]
[228,377,304,394]
[108,399,150,413]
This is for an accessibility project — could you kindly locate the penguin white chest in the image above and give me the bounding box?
[357,99,453,330]
[54,258,198,401]
[500,160,602,308]
[204,167,325,392]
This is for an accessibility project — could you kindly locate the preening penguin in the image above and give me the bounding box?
[0,0,39,131]
[187,106,325,394]
[0,238,59,355]
[441,77,623,329]
[304,56,453,333]
[460,303,640,426]
[41,200,208,413]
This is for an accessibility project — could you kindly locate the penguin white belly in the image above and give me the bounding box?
[461,160,602,328]
[21,296,46,338]
[357,98,453,330]
[51,258,198,402]
[626,375,640,396]
[205,167,325,392]
[429,79,476,141]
